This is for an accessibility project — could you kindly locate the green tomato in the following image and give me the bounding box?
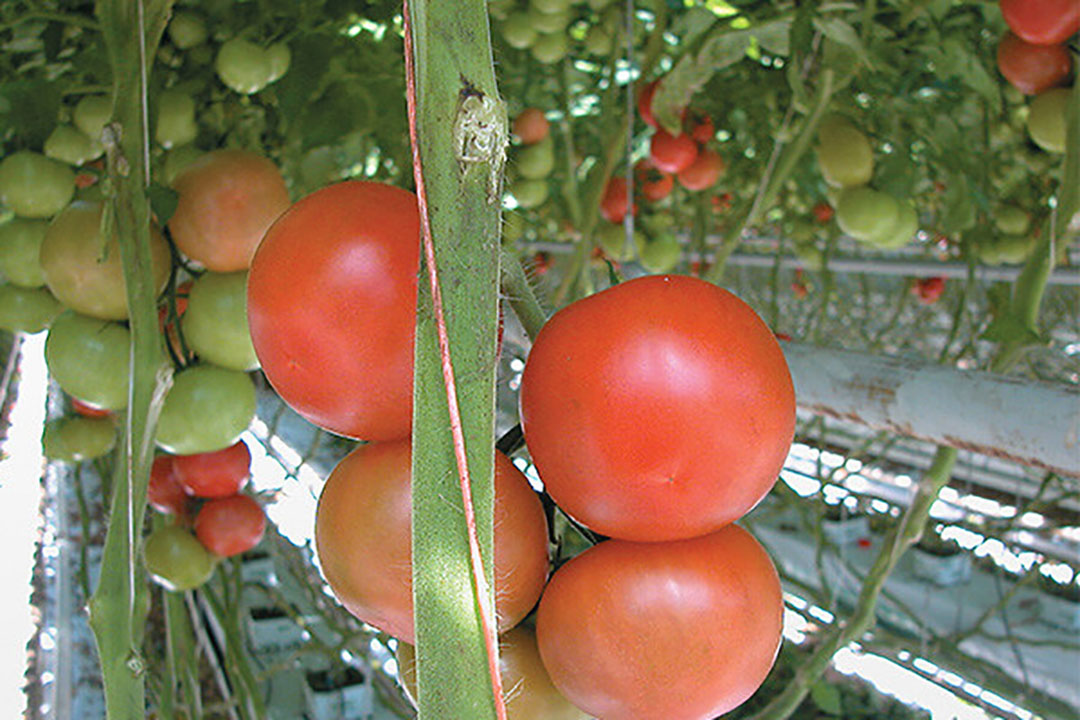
[0,218,48,287]
[488,0,516,20]
[995,205,1031,236]
[73,95,111,144]
[531,31,570,64]
[816,115,874,189]
[267,42,291,83]
[0,284,63,333]
[157,365,256,454]
[977,234,1035,265]
[868,200,918,250]
[0,151,76,219]
[144,525,219,592]
[42,415,116,462]
[501,13,538,50]
[155,90,198,149]
[529,7,572,33]
[1027,88,1068,154]
[44,125,99,166]
[516,136,555,179]
[216,38,272,95]
[502,212,526,243]
[588,0,615,9]
[584,25,614,55]
[162,144,204,187]
[45,311,132,411]
[596,222,638,262]
[40,201,172,320]
[793,240,825,272]
[168,11,207,49]
[636,233,682,273]
[181,271,259,371]
[531,0,573,12]
[836,187,899,243]
[510,178,549,209]
[299,146,340,190]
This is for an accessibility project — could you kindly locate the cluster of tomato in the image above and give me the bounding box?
[508,108,555,210]
[493,0,621,66]
[145,439,267,591]
[243,166,797,716]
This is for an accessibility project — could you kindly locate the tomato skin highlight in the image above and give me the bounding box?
[535,524,783,720]
[172,439,251,499]
[519,274,795,542]
[999,0,1080,45]
[247,181,420,441]
[314,440,549,645]
[649,129,698,173]
[996,32,1072,95]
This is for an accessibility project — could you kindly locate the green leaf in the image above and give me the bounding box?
[811,679,843,715]
[939,38,1000,106]
[147,185,179,225]
[941,173,976,233]
[668,7,718,50]
[813,17,869,68]
[0,80,63,148]
[273,33,336,127]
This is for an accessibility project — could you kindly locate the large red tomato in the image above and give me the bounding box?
[169,149,290,272]
[599,176,636,224]
[195,494,266,557]
[171,439,251,498]
[247,181,419,441]
[535,524,783,720]
[996,32,1072,95]
[313,439,549,645]
[648,130,698,174]
[519,274,795,542]
[999,0,1080,45]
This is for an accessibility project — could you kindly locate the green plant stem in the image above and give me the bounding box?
[748,445,959,720]
[500,247,548,341]
[86,3,174,719]
[705,69,835,284]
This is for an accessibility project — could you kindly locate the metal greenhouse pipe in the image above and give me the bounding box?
[782,342,1080,478]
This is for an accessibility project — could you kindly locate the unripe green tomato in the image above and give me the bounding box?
[815,115,874,189]
[868,200,918,250]
[0,151,75,219]
[144,525,219,592]
[299,146,340,190]
[516,136,556,179]
[793,240,825,272]
[530,0,573,13]
[44,125,99,166]
[156,90,198,149]
[588,0,615,9]
[529,7,572,33]
[188,45,213,66]
[1027,88,1068,154]
[162,144,204,187]
[636,233,682,273]
[156,365,256,455]
[510,178,549,209]
[977,234,1035,265]
[168,11,207,49]
[836,187,899,243]
[995,205,1031,236]
[42,415,116,462]
[502,212,525,243]
[531,31,570,64]
[584,25,614,55]
[215,38,272,95]
[73,95,111,143]
[488,0,516,20]
[181,271,259,371]
[501,13,538,50]
[0,218,48,287]
[266,42,291,83]
[0,284,63,333]
[45,311,132,411]
[40,201,172,320]
[596,222,638,262]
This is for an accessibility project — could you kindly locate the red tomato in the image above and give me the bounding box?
[676,149,725,191]
[913,276,946,304]
[712,192,733,213]
[314,439,549,645]
[999,0,1080,45]
[996,32,1072,95]
[513,108,550,145]
[520,275,795,542]
[637,80,659,128]
[689,113,715,144]
[70,396,112,419]
[149,455,191,516]
[172,439,251,499]
[169,150,290,272]
[812,202,834,223]
[634,160,674,202]
[248,181,420,441]
[532,251,552,276]
[535,524,783,720]
[195,494,266,556]
[599,176,636,223]
[649,130,698,174]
